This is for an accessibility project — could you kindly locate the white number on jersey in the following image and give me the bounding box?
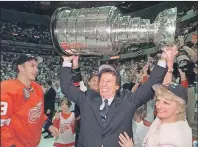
[1,102,8,115]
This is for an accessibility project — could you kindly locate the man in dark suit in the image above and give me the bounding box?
[60,46,178,147]
[43,80,56,138]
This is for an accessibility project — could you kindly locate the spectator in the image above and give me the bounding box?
[43,80,56,138]
[54,80,64,105]
[53,98,75,147]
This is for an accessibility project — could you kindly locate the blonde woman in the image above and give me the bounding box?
[119,83,192,147]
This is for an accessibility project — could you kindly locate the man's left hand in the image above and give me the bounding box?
[48,125,59,137]
[162,45,178,69]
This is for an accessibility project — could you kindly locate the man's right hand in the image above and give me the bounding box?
[62,50,80,68]
[62,50,75,62]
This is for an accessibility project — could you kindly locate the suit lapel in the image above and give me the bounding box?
[90,96,104,130]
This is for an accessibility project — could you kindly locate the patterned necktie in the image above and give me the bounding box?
[100,99,109,124]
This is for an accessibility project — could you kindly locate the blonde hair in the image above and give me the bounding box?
[153,84,186,121]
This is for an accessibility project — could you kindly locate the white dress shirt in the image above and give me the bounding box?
[100,97,114,147]
[100,97,114,110]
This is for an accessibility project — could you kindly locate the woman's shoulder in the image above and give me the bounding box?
[159,121,192,146]
[160,120,192,133]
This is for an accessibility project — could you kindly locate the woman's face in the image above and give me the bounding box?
[156,96,178,122]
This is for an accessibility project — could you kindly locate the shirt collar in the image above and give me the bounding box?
[102,96,114,105]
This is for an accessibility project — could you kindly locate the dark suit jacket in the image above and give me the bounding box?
[44,87,56,113]
[60,65,167,147]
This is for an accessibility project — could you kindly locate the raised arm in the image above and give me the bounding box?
[130,64,167,109]
[129,45,178,109]
[162,66,174,86]
[60,55,86,106]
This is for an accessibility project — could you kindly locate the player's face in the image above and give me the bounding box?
[21,60,39,81]
[89,76,99,92]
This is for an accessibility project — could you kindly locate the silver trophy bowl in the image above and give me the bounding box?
[51,6,177,55]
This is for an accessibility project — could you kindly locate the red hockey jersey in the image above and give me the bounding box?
[1,79,48,147]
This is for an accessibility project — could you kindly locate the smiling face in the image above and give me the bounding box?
[156,96,178,122]
[154,85,186,123]
[18,59,39,81]
[99,72,119,99]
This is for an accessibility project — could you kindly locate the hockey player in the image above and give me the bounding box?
[1,54,59,147]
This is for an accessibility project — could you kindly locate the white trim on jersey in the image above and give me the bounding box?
[1,118,11,126]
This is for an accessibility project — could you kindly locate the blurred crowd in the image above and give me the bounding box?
[0,19,52,45]
[1,43,197,91]
[176,19,198,36]
[0,47,100,86]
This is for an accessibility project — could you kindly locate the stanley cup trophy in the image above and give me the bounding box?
[50,6,177,55]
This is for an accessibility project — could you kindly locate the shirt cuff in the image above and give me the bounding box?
[157,60,166,68]
[62,61,72,67]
